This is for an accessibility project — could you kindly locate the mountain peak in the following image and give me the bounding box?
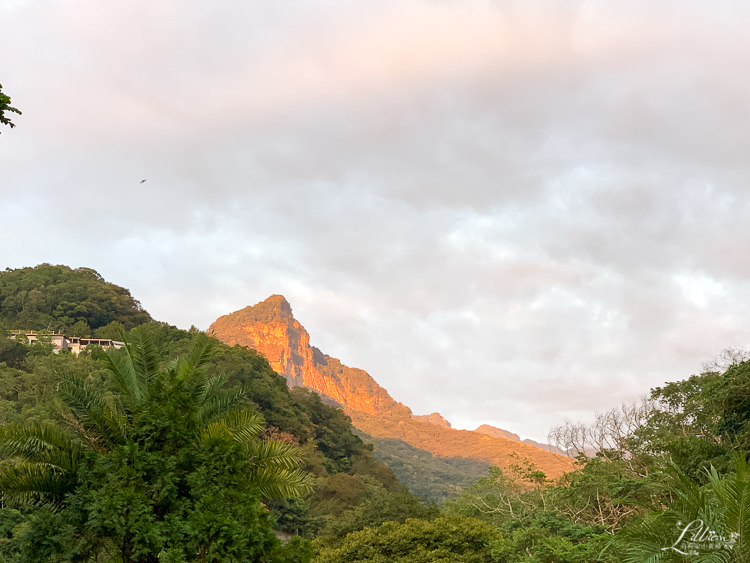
[263,294,292,313]
[210,298,574,478]
[250,294,293,319]
[413,412,452,428]
[214,295,294,328]
[209,298,412,418]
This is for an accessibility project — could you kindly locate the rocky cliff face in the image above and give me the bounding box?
[475,424,569,456]
[210,295,412,418]
[209,295,574,478]
[475,424,521,442]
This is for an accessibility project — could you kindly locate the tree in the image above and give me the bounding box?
[0,84,20,132]
[0,264,153,332]
[444,461,548,527]
[0,329,314,561]
[444,457,647,562]
[489,513,619,563]
[0,335,27,369]
[314,516,501,563]
[629,359,750,481]
[548,456,663,533]
[702,347,750,373]
[615,454,750,562]
[548,398,655,468]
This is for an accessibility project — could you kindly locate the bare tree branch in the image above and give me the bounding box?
[702,347,750,373]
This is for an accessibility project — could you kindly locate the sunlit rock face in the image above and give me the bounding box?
[413,412,452,428]
[210,295,412,417]
[474,424,521,441]
[210,295,574,478]
[474,425,569,456]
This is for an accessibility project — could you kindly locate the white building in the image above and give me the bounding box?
[8,330,125,355]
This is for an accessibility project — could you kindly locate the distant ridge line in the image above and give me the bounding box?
[209,295,574,478]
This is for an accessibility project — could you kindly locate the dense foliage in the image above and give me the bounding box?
[442,456,632,562]
[315,516,501,563]
[348,349,750,562]
[616,454,750,562]
[359,432,489,504]
[0,329,316,562]
[0,267,433,560]
[3,266,750,561]
[0,264,153,334]
[632,360,750,480]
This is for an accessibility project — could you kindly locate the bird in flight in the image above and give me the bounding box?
[140,179,146,183]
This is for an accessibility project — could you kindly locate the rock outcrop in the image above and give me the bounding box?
[210,295,574,478]
[414,412,452,428]
[521,439,569,457]
[474,424,569,456]
[475,424,521,442]
[210,295,412,418]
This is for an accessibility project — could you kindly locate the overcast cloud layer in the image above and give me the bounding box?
[3,0,750,441]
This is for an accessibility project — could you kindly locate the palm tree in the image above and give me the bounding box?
[0,329,313,508]
[615,454,750,562]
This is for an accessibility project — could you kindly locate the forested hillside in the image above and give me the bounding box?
[0,264,152,334]
[0,324,440,558]
[356,431,490,504]
[2,265,750,561]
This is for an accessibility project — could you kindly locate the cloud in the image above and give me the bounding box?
[3,0,750,440]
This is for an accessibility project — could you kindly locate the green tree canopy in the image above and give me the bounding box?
[632,359,750,480]
[616,454,750,563]
[0,264,153,333]
[314,516,501,563]
[0,83,20,132]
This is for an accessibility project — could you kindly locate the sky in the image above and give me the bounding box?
[3,0,750,442]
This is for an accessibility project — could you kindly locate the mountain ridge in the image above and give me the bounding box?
[474,424,567,456]
[209,295,574,478]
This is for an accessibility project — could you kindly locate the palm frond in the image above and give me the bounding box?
[611,512,668,563]
[101,393,131,442]
[127,328,160,394]
[615,457,750,563]
[0,424,81,471]
[163,357,179,374]
[706,454,750,562]
[105,341,146,408]
[218,410,265,445]
[178,333,215,384]
[58,377,128,449]
[194,373,229,407]
[245,439,306,471]
[195,413,312,499]
[198,421,234,445]
[180,335,223,416]
[194,389,246,430]
[0,461,76,509]
[696,550,732,563]
[662,461,713,518]
[250,467,314,499]
[198,410,264,446]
